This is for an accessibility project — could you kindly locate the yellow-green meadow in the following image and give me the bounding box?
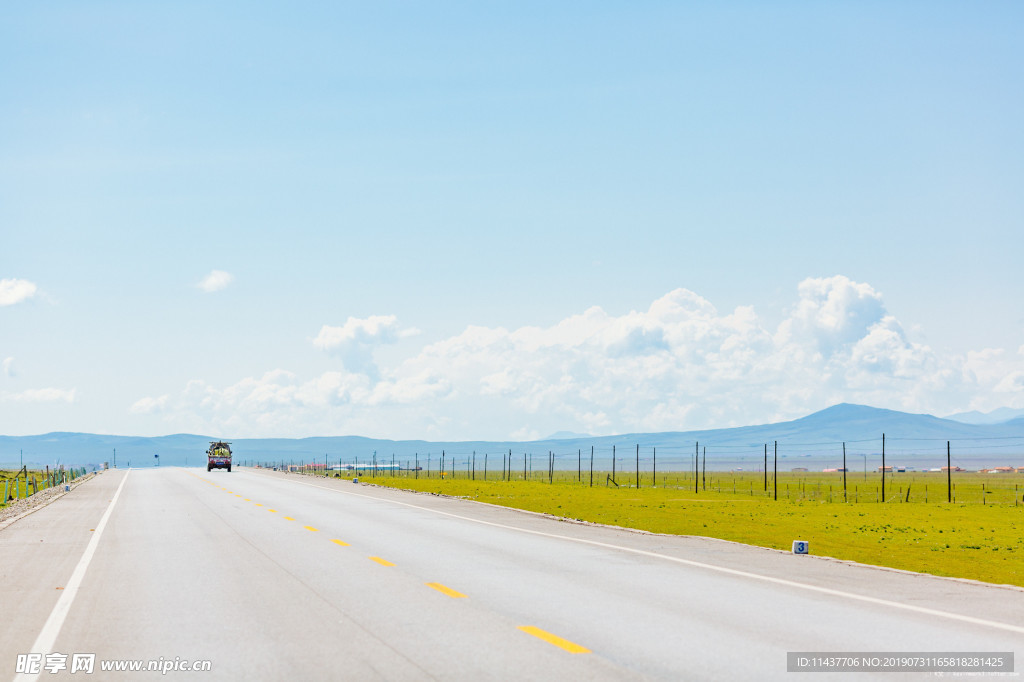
[346,470,1024,587]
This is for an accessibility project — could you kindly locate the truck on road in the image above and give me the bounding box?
[207,441,232,472]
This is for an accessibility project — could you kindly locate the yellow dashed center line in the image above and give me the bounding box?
[426,582,467,599]
[304,526,319,532]
[331,539,350,547]
[283,516,295,521]
[268,509,278,513]
[369,556,395,567]
[253,503,263,506]
[518,626,590,654]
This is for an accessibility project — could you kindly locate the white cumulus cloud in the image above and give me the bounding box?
[313,315,420,351]
[0,278,38,306]
[197,270,234,293]
[130,394,169,414]
[313,315,420,376]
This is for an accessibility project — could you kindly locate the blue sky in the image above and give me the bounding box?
[2,2,1023,438]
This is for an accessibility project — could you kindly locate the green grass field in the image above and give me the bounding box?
[329,469,1024,588]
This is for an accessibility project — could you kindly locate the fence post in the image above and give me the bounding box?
[695,442,699,494]
[947,441,952,503]
[773,441,777,501]
[843,442,847,502]
[881,433,886,501]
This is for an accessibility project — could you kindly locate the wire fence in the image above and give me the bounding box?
[1,466,89,506]
[239,433,1024,506]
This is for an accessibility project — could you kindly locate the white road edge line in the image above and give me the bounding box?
[273,472,1024,636]
[14,470,131,682]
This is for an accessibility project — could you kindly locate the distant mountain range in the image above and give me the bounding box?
[3,403,1023,471]
[944,407,1024,425]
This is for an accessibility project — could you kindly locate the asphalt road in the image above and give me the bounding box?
[1,467,1022,681]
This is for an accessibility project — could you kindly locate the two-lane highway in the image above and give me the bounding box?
[2,467,1022,680]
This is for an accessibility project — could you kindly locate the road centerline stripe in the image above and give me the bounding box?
[276,473,1024,636]
[369,556,395,567]
[426,582,467,599]
[304,525,319,532]
[331,539,350,547]
[518,626,590,654]
[17,471,131,682]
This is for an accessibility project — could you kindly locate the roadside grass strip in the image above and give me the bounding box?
[518,626,591,654]
[426,582,467,598]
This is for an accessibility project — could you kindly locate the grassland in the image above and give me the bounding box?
[328,469,1024,588]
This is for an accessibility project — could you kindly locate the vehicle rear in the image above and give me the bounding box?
[207,441,233,472]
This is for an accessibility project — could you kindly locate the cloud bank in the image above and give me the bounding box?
[132,276,1023,439]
